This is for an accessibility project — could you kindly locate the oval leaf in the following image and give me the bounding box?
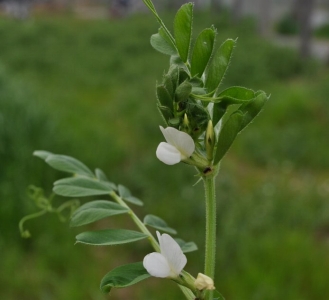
[215,86,255,104]
[214,111,244,164]
[45,154,94,177]
[191,27,216,77]
[70,200,129,227]
[175,238,198,253]
[118,184,143,206]
[33,150,53,161]
[143,214,177,235]
[54,177,116,197]
[100,262,150,293]
[174,3,193,63]
[150,28,177,56]
[205,38,236,95]
[95,168,109,182]
[76,229,148,246]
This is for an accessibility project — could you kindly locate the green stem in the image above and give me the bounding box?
[204,175,217,300]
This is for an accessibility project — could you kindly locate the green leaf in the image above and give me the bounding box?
[54,177,116,197]
[239,91,269,131]
[213,290,226,300]
[214,111,244,164]
[143,214,177,235]
[191,27,216,77]
[215,86,255,104]
[175,238,198,253]
[95,168,109,182]
[100,262,150,293]
[150,27,177,56]
[76,229,148,246]
[205,38,236,95]
[175,81,192,102]
[118,185,143,206]
[156,84,172,109]
[174,3,193,63]
[70,200,129,227]
[33,150,53,160]
[45,154,94,177]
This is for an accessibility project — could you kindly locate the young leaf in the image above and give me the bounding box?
[150,27,177,56]
[143,214,177,235]
[175,238,198,253]
[118,185,143,206]
[175,81,192,102]
[174,3,193,63]
[76,229,148,246]
[191,27,216,77]
[54,177,116,197]
[156,84,173,109]
[205,39,236,95]
[239,91,269,131]
[100,262,150,293]
[215,86,255,104]
[214,111,244,164]
[45,154,94,177]
[70,200,129,227]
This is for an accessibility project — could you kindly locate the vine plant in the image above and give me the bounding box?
[20,1,269,300]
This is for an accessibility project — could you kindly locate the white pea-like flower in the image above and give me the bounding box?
[156,126,195,165]
[143,231,187,278]
[194,273,215,290]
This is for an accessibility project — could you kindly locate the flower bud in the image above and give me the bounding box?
[205,120,215,162]
[194,273,215,291]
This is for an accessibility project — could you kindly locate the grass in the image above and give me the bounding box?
[0,10,329,300]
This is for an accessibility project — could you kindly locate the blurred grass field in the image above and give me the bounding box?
[0,10,329,300]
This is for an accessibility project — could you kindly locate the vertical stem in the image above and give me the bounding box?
[204,175,216,300]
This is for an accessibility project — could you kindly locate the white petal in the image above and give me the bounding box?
[156,142,181,165]
[143,252,171,278]
[160,126,195,159]
[157,231,187,276]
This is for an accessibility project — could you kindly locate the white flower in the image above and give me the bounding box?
[156,126,195,165]
[143,231,187,278]
[194,273,215,290]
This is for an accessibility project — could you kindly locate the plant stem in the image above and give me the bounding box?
[204,174,217,300]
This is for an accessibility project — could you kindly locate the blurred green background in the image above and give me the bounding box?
[1,1,329,299]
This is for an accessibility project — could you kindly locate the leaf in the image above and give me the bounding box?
[174,3,193,63]
[143,214,177,235]
[213,290,226,300]
[215,86,256,104]
[33,150,53,160]
[70,200,129,227]
[239,91,269,131]
[95,168,109,182]
[54,177,116,197]
[156,84,172,109]
[45,154,94,177]
[191,27,216,77]
[76,229,148,246]
[100,262,150,293]
[205,38,236,95]
[175,238,198,253]
[214,111,244,164]
[175,81,192,102]
[150,27,177,56]
[118,185,143,206]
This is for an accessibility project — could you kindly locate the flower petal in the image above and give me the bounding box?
[143,252,171,278]
[160,126,195,159]
[157,231,187,276]
[156,142,181,165]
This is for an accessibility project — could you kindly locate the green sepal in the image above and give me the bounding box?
[118,184,143,206]
[100,262,150,293]
[205,38,236,95]
[175,81,192,102]
[53,177,116,197]
[143,214,177,235]
[214,111,244,164]
[191,27,216,77]
[174,3,193,63]
[75,229,148,246]
[70,200,129,227]
[175,238,198,253]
